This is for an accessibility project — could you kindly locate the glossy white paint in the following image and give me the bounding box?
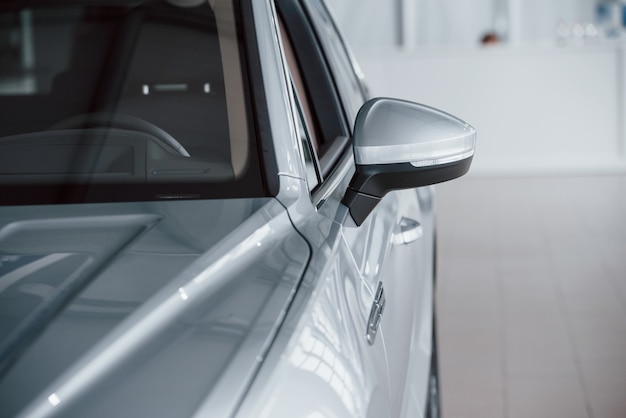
[237,154,395,417]
[238,158,437,418]
[353,98,476,167]
[0,198,309,418]
[234,2,440,416]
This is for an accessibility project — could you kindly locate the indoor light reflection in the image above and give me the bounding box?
[289,304,360,416]
[47,393,61,406]
[178,287,189,301]
[192,224,274,285]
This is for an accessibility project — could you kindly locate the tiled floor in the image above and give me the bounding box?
[435,175,626,418]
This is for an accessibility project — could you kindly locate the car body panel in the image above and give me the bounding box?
[0,198,310,418]
[236,156,393,418]
[236,160,436,418]
[236,2,438,416]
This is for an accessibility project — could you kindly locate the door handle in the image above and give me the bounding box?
[391,217,423,245]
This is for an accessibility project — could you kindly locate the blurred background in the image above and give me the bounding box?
[329,0,626,175]
[329,1,626,417]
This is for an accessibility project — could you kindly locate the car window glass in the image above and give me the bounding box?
[0,0,272,205]
[278,13,320,152]
[303,0,365,127]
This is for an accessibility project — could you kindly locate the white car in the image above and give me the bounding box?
[0,0,475,417]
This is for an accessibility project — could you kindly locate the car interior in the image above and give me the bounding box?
[0,0,251,185]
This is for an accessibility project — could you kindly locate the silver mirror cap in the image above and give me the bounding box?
[353,98,476,167]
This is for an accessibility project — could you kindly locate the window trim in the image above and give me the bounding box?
[275,0,348,154]
[312,147,353,209]
[300,0,367,126]
[276,0,354,185]
[293,93,322,191]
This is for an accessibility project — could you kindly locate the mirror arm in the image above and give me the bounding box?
[342,157,473,226]
[341,188,381,226]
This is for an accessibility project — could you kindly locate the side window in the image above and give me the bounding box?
[276,0,350,179]
[279,15,321,191]
[303,0,366,127]
[279,17,320,152]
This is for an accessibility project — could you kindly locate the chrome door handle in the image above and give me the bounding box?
[391,217,423,245]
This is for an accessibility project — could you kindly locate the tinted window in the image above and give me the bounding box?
[0,0,273,205]
[303,0,366,126]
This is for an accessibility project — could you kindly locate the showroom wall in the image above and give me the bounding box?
[329,0,626,174]
[329,0,597,48]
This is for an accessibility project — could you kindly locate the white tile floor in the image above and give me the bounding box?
[435,175,626,418]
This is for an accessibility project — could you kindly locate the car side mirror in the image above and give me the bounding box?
[342,97,476,225]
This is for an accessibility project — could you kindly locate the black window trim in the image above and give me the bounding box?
[299,0,366,126]
[275,0,355,185]
[275,0,349,159]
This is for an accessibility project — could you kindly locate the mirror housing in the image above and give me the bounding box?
[342,98,476,225]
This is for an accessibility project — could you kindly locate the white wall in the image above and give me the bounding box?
[355,44,626,174]
[414,0,494,47]
[327,0,398,47]
[329,0,599,48]
[512,0,595,44]
[330,0,626,175]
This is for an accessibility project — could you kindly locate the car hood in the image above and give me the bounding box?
[0,198,309,418]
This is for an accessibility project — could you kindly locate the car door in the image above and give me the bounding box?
[277,0,430,415]
[298,3,433,415]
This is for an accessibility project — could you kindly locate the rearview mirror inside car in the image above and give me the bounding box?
[342,97,476,225]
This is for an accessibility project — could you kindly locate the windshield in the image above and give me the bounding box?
[0,0,274,205]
